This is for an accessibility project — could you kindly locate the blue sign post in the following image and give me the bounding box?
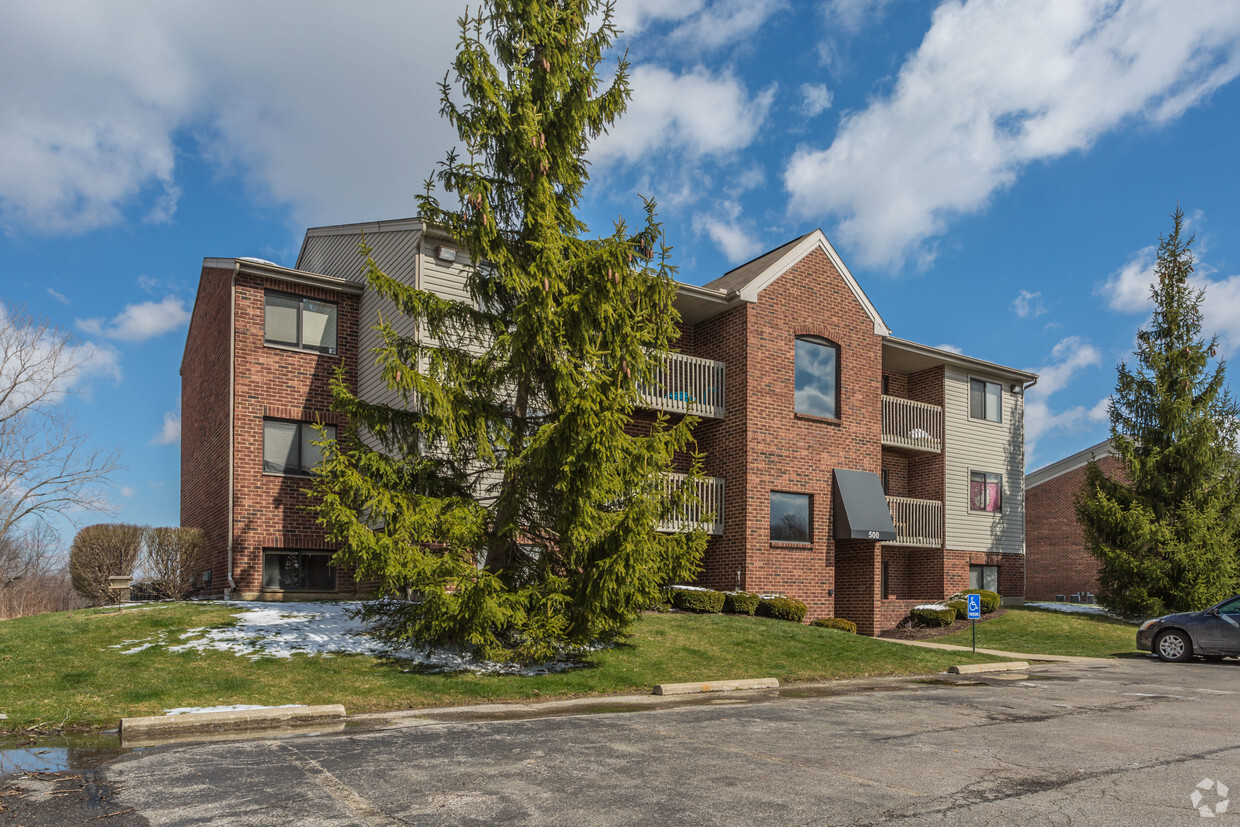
[967,594,982,652]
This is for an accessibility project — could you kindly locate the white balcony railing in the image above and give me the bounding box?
[881,395,942,453]
[657,473,725,536]
[885,495,942,548]
[638,352,726,419]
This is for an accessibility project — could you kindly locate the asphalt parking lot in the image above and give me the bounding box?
[5,656,1239,825]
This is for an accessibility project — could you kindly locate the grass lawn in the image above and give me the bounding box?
[937,607,1140,658]
[0,603,1011,733]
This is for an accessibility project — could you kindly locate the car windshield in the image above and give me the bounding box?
[1216,597,1240,615]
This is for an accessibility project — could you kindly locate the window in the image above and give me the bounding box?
[264,292,338,354]
[795,337,839,419]
[1217,597,1240,616]
[770,492,811,543]
[969,378,1002,422]
[263,551,336,591]
[969,564,999,593]
[969,471,1002,512]
[881,374,890,396]
[263,420,336,475]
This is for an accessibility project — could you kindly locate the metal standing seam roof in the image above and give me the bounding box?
[832,469,897,541]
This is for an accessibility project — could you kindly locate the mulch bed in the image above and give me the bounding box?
[878,608,1008,641]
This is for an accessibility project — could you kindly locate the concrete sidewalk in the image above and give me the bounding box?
[879,636,1119,664]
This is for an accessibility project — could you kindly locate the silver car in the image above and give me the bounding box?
[1137,595,1240,662]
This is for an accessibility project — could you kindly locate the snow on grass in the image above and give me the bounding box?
[107,601,584,676]
[163,704,300,716]
[1024,601,1114,616]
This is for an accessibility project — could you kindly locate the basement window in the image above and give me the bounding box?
[969,564,998,593]
[263,551,337,591]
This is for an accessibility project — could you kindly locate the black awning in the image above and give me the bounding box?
[832,469,897,542]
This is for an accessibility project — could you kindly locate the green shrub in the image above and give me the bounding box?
[962,589,1001,613]
[755,596,808,622]
[723,591,760,615]
[810,617,857,633]
[649,588,673,612]
[909,605,957,627]
[671,588,725,613]
[946,598,968,618]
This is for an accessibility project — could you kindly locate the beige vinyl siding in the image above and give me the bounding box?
[943,367,1026,554]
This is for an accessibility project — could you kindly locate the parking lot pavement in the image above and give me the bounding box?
[9,657,1240,825]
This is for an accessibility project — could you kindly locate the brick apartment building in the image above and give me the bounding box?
[182,219,1036,634]
[1025,439,1120,602]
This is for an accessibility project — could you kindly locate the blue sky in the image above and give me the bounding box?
[2,0,1240,540]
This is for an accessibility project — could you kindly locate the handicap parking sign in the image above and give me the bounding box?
[966,593,982,620]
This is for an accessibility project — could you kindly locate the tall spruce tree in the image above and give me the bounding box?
[1077,208,1240,617]
[312,0,707,662]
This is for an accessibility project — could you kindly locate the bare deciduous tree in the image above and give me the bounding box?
[0,523,84,619]
[69,523,143,604]
[0,304,121,541]
[143,526,205,600]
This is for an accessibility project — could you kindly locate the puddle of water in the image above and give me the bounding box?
[0,732,133,776]
[913,679,986,687]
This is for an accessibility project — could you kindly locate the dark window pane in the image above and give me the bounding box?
[795,338,838,418]
[263,552,302,590]
[970,379,985,419]
[770,492,811,543]
[302,554,336,590]
[970,379,1002,422]
[265,293,300,347]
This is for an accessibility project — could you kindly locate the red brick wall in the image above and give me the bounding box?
[181,267,234,594]
[729,247,885,632]
[1025,455,1121,600]
[229,274,360,597]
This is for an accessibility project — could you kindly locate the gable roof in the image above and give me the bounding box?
[704,229,890,336]
[1026,439,1116,489]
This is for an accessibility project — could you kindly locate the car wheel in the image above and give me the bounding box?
[1155,630,1192,662]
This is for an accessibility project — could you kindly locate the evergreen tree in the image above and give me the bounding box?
[1078,208,1240,617]
[312,0,707,662]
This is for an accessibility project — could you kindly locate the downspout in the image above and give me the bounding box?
[1020,377,1039,603]
[226,262,241,599]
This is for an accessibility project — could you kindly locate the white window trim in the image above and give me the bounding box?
[966,375,1005,426]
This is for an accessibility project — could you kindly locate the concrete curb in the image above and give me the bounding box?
[652,678,780,696]
[120,704,346,743]
[948,661,1029,674]
[880,637,1119,664]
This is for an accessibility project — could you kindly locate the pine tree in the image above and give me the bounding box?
[312,0,707,662]
[1077,208,1240,617]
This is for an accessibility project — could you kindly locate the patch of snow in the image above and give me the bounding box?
[1025,602,1112,616]
[163,704,300,716]
[913,603,951,611]
[109,601,584,676]
[668,584,713,592]
[238,256,278,266]
[757,593,786,600]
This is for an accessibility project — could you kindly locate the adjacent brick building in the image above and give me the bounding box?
[182,222,1036,632]
[1025,439,1120,602]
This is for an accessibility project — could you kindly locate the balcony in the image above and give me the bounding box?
[638,352,726,419]
[881,395,942,454]
[656,473,725,536]
[885,496,942,548]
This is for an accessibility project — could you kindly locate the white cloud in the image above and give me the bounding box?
[77,296,191,343]
[694,201,763,263]
[0,303,122,417]
[0,1,466,235]
[151,409,180,446]
[1024,337,1103,451]
[1098,245,1157,313]
[610,0,704,36]
[935,343,963,354]
[120,486,135,498]
[591,65,775,166]
[785,0,1240,270]
[798,83,834,117]
[1011,289,1047,319]
[667,0,787,52]
[824,0,895,33]
[46,288,69,305]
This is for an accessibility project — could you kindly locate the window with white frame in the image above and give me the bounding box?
[969,378,1002,422]
[969,471,1002,512]
[263,420,336,476]
[262,550,336,591]
[264,292,338,354]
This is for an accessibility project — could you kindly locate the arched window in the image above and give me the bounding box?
[794,337,839,419]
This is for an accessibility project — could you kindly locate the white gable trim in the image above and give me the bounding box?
[736,230,891,336]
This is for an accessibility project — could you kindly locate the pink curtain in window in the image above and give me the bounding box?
[985,480,1001,511]
[970,478,1001,511]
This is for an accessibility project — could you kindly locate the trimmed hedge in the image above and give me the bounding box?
[672,588,725,613]
[946,598,968,618]
[649,589,674,612]
[910,605,957,627]
[756,596,808,623]
[810,617,857,634]
[962,589,1001,613]
[723,591,760,615]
